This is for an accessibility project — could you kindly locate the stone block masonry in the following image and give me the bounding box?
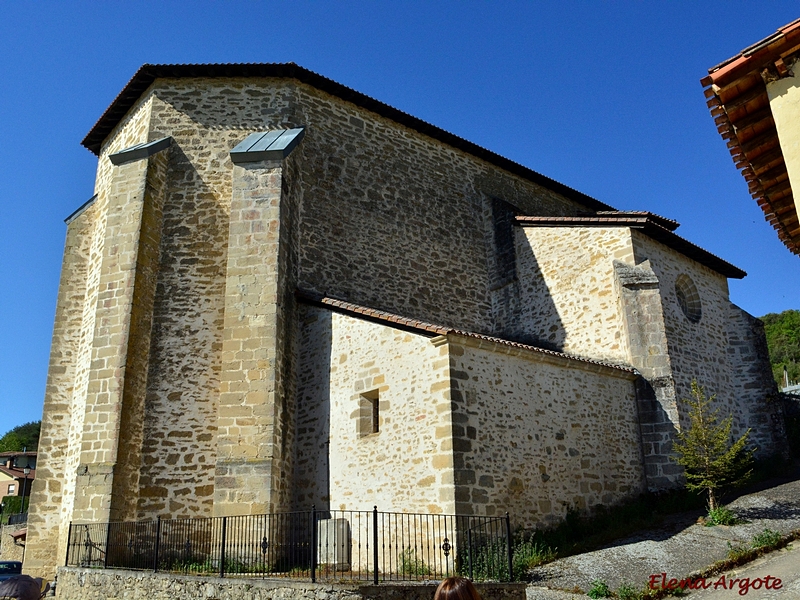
[25,65,785,580]
[215,158,296,516]
[55,568,527,600]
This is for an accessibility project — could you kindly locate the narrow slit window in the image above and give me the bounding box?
[359,389,380,436]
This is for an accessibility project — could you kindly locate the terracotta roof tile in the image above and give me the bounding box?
[703,20,800,255]
[296,290,636,374]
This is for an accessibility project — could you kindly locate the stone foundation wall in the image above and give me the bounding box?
[54,568,526,600]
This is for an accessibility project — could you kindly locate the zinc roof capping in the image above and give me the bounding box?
[81,62,616,213]
[295,290,637,376]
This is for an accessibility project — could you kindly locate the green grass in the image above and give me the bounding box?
[616,583,639,600]
[726,527,787,562]
[751,528,782,549]
[397,548,432,577]
[587,579,612,599]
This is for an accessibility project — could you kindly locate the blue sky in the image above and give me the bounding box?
[1,2,798,431]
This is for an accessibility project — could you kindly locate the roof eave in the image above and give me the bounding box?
[81,62,615,213]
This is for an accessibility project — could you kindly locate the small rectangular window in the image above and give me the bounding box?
[359,390,380,436]
[8,484,15,494]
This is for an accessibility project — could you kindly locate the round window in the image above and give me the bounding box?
[675,274,701,324]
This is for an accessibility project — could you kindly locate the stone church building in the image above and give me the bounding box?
[25,63,783,577]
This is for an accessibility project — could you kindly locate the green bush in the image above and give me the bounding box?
[726,541,751,561]
[587,579,612,599]
[467,539,508,581]
[705,505,739,526]
[1,496,29,523]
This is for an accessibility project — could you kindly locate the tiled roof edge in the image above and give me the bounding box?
[81,62,615,213]
[296,290,637,375]
[515,215,746,278]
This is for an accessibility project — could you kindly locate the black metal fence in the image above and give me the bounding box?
[7,513,27,526]
[66,507,513,582]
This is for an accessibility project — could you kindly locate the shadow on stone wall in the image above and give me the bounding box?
[293,306,332,511]
[137,144,227,520]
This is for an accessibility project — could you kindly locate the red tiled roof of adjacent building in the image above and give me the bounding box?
[0,466,35,480]
[702,19,800,255]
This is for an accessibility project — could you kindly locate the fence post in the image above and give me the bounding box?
[505,512,513,582]
[64,522,73,567]
[219,517,227,578]
[311,505,317,583]
[467,528,473,580]
[153,516,162,573]
[372,506,379,585]
[103,523,110,569]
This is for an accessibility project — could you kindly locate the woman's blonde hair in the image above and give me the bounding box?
[433,576,482,600]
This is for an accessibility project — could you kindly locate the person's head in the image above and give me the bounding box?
[433,576,482,600]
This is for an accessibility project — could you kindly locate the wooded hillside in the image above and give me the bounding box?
[760,309,800,386]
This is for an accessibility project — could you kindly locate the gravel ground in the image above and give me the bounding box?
[524,474,800,599]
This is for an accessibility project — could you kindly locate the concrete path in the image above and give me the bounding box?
[683,544,799,599]
[524,475,800,599]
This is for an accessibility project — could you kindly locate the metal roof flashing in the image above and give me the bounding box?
[108,137,172,166]
[230,128,305,163]
[64,195,98,225]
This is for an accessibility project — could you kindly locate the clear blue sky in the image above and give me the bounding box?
[1,2,798,432]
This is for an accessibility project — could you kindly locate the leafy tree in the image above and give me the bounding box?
[671,381,754,511]
[760,309,800,386]
[0,421,41,453]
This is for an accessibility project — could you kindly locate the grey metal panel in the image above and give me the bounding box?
[108,136,172,165]
[230,132,268,155]
[269,127,306,156]
[64,195,98,224]
[248,130,285,152]
[230,127,306,163]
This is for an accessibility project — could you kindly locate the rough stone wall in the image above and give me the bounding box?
[0,524,25,562]
[24,203,97,578]
[294,307,455,515]
[26,94,154,580]
[70,146,169,525]
[126,82,297,521]
[447,337,644,528]
[290,84,589,336]
[726,307,785,456]
[515,227,634,360]
[613,260,681,490]
[55,568,526,600]
[630,234,741,428]
[214,156,297,516]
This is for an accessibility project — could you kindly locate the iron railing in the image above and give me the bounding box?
[66,507,513,582]
[7,513,27,526]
